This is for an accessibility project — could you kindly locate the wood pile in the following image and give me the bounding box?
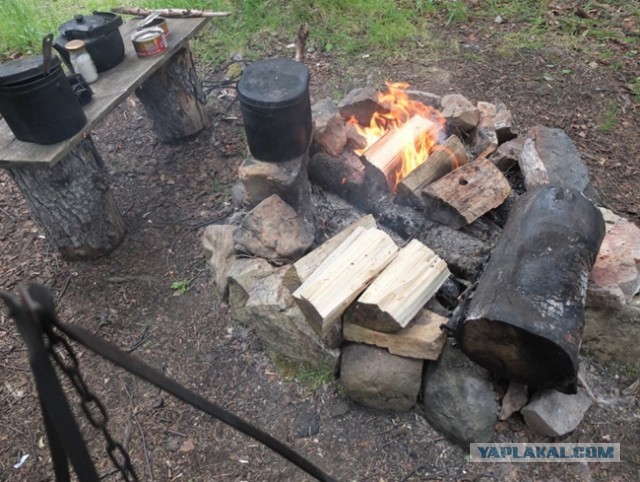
[291,218,450,358]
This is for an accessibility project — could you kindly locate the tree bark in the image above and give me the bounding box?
[456,185,605,393]
[6,137,126,259]
[135,47,208,143]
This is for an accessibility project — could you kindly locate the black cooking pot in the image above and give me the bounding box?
[0,54,87,144]
[53,12,124,73]
[237,58,312,162]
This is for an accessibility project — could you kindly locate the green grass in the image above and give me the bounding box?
[267,352,335,391]
[1,1,637,68]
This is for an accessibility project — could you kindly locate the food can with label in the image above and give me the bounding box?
[131,27,167,58]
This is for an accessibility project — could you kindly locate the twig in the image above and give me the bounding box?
[123,380,155,482]
[56,274,72,305]
[111,7,231,18]
[128,326,150,353]
[295,23,309,62]
[106,275,158,284]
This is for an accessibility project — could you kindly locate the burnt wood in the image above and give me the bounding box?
[309,152,492,280]
[6,137,126,259]
[456,185,605,393]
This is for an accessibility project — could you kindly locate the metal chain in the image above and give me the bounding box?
[43,327,140,482]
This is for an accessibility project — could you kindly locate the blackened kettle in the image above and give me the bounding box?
[53,12,125,73]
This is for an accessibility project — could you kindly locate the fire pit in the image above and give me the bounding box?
[203,72,639,445]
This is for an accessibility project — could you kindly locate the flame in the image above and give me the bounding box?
[348,82,445,191]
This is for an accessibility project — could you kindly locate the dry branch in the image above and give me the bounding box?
[295,23,309,62]
[112,7,231,18]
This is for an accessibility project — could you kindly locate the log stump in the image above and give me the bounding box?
[456,185,605,393]
[135,47,208,142]
[6,137,126,259]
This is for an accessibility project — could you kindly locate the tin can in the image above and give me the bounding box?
[138,14,169,40]
[131,27,168,58]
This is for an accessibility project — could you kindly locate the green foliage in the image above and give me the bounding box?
[171,280,189,295]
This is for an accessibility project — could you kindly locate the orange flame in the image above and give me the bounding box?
[348,82,445,191]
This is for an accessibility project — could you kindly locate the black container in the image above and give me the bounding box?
[0,55,87,144]
[53,12,124,73]
[237,58,312,162]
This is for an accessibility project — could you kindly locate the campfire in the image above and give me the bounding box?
[346,82,446,191]
[202,65,635,445]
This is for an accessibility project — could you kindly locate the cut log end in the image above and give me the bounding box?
[459,318,578,393]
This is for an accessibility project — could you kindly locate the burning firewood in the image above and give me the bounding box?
[421,157,511,229]
[347,239,450,333]
[292,227,398,338]
[456,185,606,393]
[360,114,439,192]
[283,214,377,292]
[396,134,469,208]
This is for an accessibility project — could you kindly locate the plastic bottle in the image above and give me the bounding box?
[64,40,98,84]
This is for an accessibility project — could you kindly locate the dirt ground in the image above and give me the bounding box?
[1,10,640,482]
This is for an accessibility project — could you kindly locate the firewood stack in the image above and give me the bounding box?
[291,219,450,360]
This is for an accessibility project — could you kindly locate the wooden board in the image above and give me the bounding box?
[343,309,447,360]
[0,17,210,167]
[292,227,398,338]
[347,239,450,332]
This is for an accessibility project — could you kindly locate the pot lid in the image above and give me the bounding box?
[237,58,310,108]
[0,55,61,86]
[59,11,123,40]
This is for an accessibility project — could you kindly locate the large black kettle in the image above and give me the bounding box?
[53,12,125,73]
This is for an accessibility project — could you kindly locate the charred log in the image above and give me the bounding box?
[309,152,492,280]
[456,185,605,393]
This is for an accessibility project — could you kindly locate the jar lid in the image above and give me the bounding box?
[237,58,310,109]
[65,39,87,51]
[0,55,61,86]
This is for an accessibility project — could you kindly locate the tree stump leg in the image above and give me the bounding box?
[135,46,208,142]
[6,137,126,260]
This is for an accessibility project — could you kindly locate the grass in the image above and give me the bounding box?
[268,352,335,391]
[1,0,638,65]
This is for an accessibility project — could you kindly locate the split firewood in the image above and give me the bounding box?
[111,7,231,18]
[343,309,447,360]
[283,214,376,292]
[395,135,469,208]
[499,382,529,421]
[295,23,309,62]
[360,114,439,192]
[347,239,450,332]
[292,227,398,338]
[422,156,511,229]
